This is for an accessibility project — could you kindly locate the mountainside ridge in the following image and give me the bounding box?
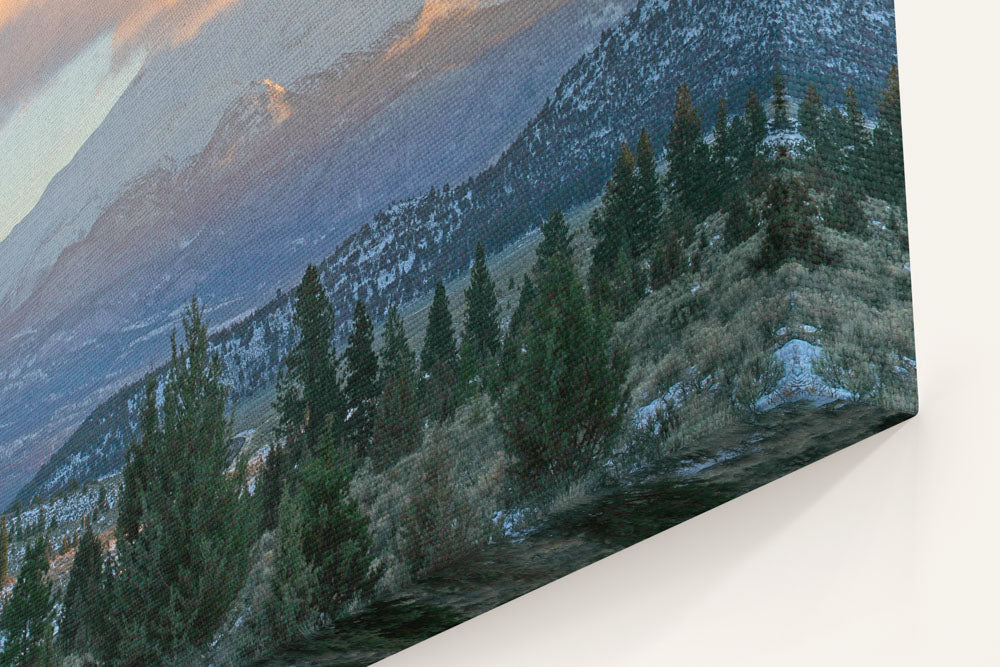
[8,0,899,509]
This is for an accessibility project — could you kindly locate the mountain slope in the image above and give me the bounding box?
[9,0,900,508]
[0,0,634,508]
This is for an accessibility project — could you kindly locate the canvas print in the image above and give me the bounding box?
[0,0,915,664]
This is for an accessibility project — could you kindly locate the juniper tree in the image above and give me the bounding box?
[59,526,104,654]
[421,281,459,421]
[373,306,421,464]
[296,439,376,617]
[724,192,758,249]
[343,300,380,457]
[500,248,628,487]
[108,298,251,663]
[268,489,318,637]
[276,264,343,462]
[460,243,502,392]
[0,537,54,666]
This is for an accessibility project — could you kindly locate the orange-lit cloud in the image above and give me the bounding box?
[387,0,481,58]
[0,0,241,117]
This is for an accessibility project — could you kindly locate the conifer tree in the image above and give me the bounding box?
[590,143,637,279]
[256,442,290,532]
[634,128,662,251]
[268,489,318,637]
[497,276,536,391]
[276,264,342,462]
[117,376,157,544]
[373,306,421,464]
[798,84,824,144]
[667,83,711,223]
[421,281,459,421]
[590,144,646,316]
[296,440,376,617]
[0,519,8,587]
[0,537,54,666]
[746,88,768,149]
[650,229,683,291]
[460,243,502,390]
[758,177,824,270]
[772,73,791,129]
[869,67,905,204]
[844,86,869,179]
[724,192,758,249]
[500,249,628,485]
[343,300,380,457]
[108,298,251,662]
[711,98,735,200]
[537,209,573,264]
[60,526,103,654]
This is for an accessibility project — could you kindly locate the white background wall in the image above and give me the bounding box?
[382,2,1000,664]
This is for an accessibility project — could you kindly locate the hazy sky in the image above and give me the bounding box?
[0,0,243,242]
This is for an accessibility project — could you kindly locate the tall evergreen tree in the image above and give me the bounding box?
[746,88,768,148]
[343,300,380,457]
[869,67,905,204]
[844,86,869,179]
[590,144,646,316]
[497,276,537,390]
[758,176,824,271]
[634,128,663,251]
[421,281,459,421]
[0,537,54,666]
[798,84,824,144]
[667,83,711,224]
[536,209,573,264]
[460,243,502,390]
[500,250,628,486]
[772,73,791,129]
[59,526,104,654]
[0,519,8,587]
[108,299,251,662]
[711,98,736,200]
[117,376,157,545]
[275,264,342,462]
[373,306,421,464]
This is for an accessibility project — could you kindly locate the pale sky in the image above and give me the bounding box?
[0,34,144,241]
[0,0,243,242]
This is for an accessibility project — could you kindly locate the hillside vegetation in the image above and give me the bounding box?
[0,65,914,664]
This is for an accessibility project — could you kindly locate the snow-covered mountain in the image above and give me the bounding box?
[6,0,900,508]
[0,0,634,508]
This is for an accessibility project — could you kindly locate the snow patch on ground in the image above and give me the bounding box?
[491,508,538,542]
[756,339,852,411]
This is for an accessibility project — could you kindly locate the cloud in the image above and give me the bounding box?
[0,0,240,119]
